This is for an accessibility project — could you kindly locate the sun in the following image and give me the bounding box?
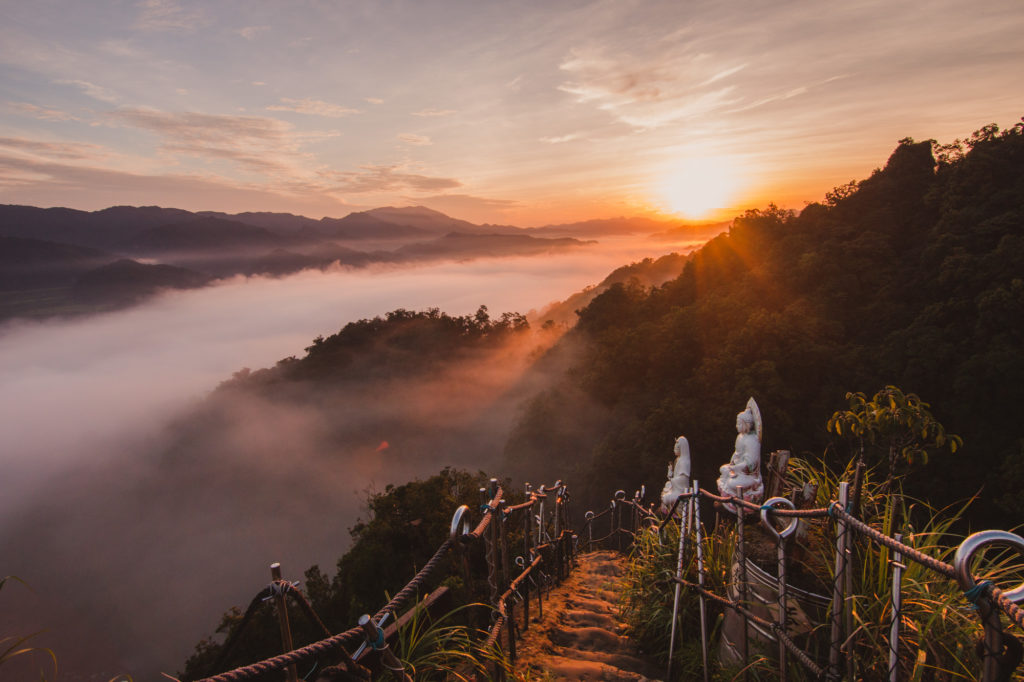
[656,156,742,220]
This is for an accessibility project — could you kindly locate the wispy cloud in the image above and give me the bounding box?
[236,25,270,40]
[412,108,457,117]
[365,97,384,105]
[267,98,361,118]
[398,133,432,146]
[57,79,119,104]
[558,45,742,130]
[7,102,78,122]
[327,164,461,193]
[0,136,104,161]
[540,133,581,144]
[133,0,208,32]
[106,107,311,177]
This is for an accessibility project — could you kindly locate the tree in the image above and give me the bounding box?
[827,386,961,487]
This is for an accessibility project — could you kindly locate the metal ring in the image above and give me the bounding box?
[450,504,470,538]
[760,497,799,540]
[515,556,525,569]
[953,530,1024,603]
[585,510,595,520]
[614,490,626,500]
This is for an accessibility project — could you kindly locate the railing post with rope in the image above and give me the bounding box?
[585,510,594,553]
[829,481,849,680]
[614,490,626,552]
[888,533,904,682]
[269,563,299,682]
[761,496,798,682]
[954,530,1024,682]
[735,485,750,679]
[694,480,710,682]
[666,490,691,682]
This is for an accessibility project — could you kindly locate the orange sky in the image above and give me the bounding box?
[1,0,1022,225]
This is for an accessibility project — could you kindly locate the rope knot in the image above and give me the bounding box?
[965,579,995,605]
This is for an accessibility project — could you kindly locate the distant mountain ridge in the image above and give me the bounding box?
[1,203,698,321]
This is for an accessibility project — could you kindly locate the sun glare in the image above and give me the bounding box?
[657,156,743,220]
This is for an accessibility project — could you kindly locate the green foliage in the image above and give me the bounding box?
[827,385,962,483]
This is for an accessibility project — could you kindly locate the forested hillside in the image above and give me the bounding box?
[506,120,1024,525]
[180,119,1023,676]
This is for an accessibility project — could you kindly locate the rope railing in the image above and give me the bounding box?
[193,469,1023,682]
[587,480,1024,682]
[197,478,578,682]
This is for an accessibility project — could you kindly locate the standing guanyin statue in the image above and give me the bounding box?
[717,398,764,511]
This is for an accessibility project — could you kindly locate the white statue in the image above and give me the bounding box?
[717,398,764,511]
[660,436,691,514]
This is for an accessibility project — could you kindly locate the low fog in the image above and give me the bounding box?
[0,241,673,680]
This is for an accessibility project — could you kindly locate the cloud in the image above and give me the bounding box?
[0,247,661,676]
[267,97,361,118]
[327,164,461,193]
[236,25,270,40]
[109,107,293,145]
[0,151,357,217]
[398,133,432,146]
[365,97,384,105]
[6,102,78,122]
[540,133,582,144]
[57,79,119,104]
[133,0,208,32]
[412,108,457,117]
[0,136,105,161]
[558,45,743,129]
[105,106,315,177]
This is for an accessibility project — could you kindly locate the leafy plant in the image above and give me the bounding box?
[827,385,962,487]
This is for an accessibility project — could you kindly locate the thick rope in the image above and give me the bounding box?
[285,583,333,638]
[828,503,956,579]
[698,488,830,518]
[198,537,455,682]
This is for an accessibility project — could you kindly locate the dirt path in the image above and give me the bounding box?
[513,550,664,681]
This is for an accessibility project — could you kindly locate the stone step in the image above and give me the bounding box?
[512,550,664,682]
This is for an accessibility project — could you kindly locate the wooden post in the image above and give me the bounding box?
[270,563,298,682]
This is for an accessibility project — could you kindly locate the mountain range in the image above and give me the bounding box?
[0,204,718,321]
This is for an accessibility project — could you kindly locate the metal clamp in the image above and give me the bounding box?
[760,496,799,540]
[953,530,1024,603]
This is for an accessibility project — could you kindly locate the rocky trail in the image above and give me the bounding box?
[513,550,664,681]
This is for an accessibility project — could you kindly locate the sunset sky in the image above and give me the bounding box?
[1,0,1022,225]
